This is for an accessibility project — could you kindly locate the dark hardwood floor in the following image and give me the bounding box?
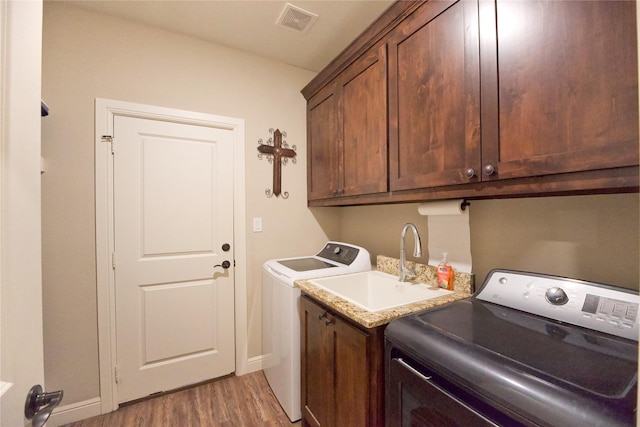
[64,371,300,427]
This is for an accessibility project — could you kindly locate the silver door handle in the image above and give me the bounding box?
[25,384,63,427]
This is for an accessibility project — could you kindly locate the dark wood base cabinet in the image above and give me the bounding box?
[300,295,385,427]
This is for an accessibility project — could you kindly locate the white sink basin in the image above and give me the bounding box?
[308,270,453,313]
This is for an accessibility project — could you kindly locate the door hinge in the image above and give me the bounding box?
[111,252,116,270]
[102,135,115,154]
[114,366,120,384]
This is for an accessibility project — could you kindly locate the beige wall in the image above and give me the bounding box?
[335,203,427,265]
[339,194,639,290]
[469,195,639,289]
[42,2,336,405]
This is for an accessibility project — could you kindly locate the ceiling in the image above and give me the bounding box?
[64,0,394,72]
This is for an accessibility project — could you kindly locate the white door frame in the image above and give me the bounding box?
[95,98,248,413]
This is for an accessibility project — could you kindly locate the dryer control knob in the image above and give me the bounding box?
[545,287,569,305]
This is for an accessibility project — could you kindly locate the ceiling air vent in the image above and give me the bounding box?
[276,3,318,34]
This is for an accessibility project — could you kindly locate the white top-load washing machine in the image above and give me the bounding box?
[262,242,371,422]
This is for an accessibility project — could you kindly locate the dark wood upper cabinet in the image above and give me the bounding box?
[480,0,639,181]
[302,0,639,206]
[389,0,481,191]
[307,44,388,201]
[307,82,340,201]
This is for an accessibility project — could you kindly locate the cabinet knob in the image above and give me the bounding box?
[318,312,327,320]
[464,168,476,178]
[325,318,334,325]
[482,164,495,176]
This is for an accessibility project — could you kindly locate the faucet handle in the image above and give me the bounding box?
[398,265,417,282]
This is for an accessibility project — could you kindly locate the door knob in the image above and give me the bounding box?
[24,385,63,427]
[214,260,231,269]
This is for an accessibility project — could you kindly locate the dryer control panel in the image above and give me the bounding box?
[476,269,639,341]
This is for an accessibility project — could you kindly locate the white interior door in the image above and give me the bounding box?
[113,115,235,403]
[0,1,46,426]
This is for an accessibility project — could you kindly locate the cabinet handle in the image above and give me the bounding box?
[325,318,334,325]
[464,168,476,178]
[318,312,327,320]
[482,164,495,176]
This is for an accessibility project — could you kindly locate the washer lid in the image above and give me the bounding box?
[276,257,337,272]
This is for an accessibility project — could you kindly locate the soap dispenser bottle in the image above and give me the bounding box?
[437,253,454,291]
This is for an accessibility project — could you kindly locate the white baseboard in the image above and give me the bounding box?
[243,354,266,374]
[47,397,102,427]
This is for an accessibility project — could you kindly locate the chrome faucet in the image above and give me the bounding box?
[399,223,422,282]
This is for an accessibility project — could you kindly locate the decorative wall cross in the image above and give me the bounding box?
[257,128,297,198]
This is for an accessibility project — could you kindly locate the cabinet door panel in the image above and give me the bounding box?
[389,0,481,191]
[332,316,369,427]
[342,45,388,196]
[301,297,332,426]
[484,0,639,180]
[307,84,340,200]
[307,45,387,201]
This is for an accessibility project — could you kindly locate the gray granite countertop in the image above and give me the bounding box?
[295,255,474,329]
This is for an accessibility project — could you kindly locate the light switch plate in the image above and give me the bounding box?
[253,217,263,232]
